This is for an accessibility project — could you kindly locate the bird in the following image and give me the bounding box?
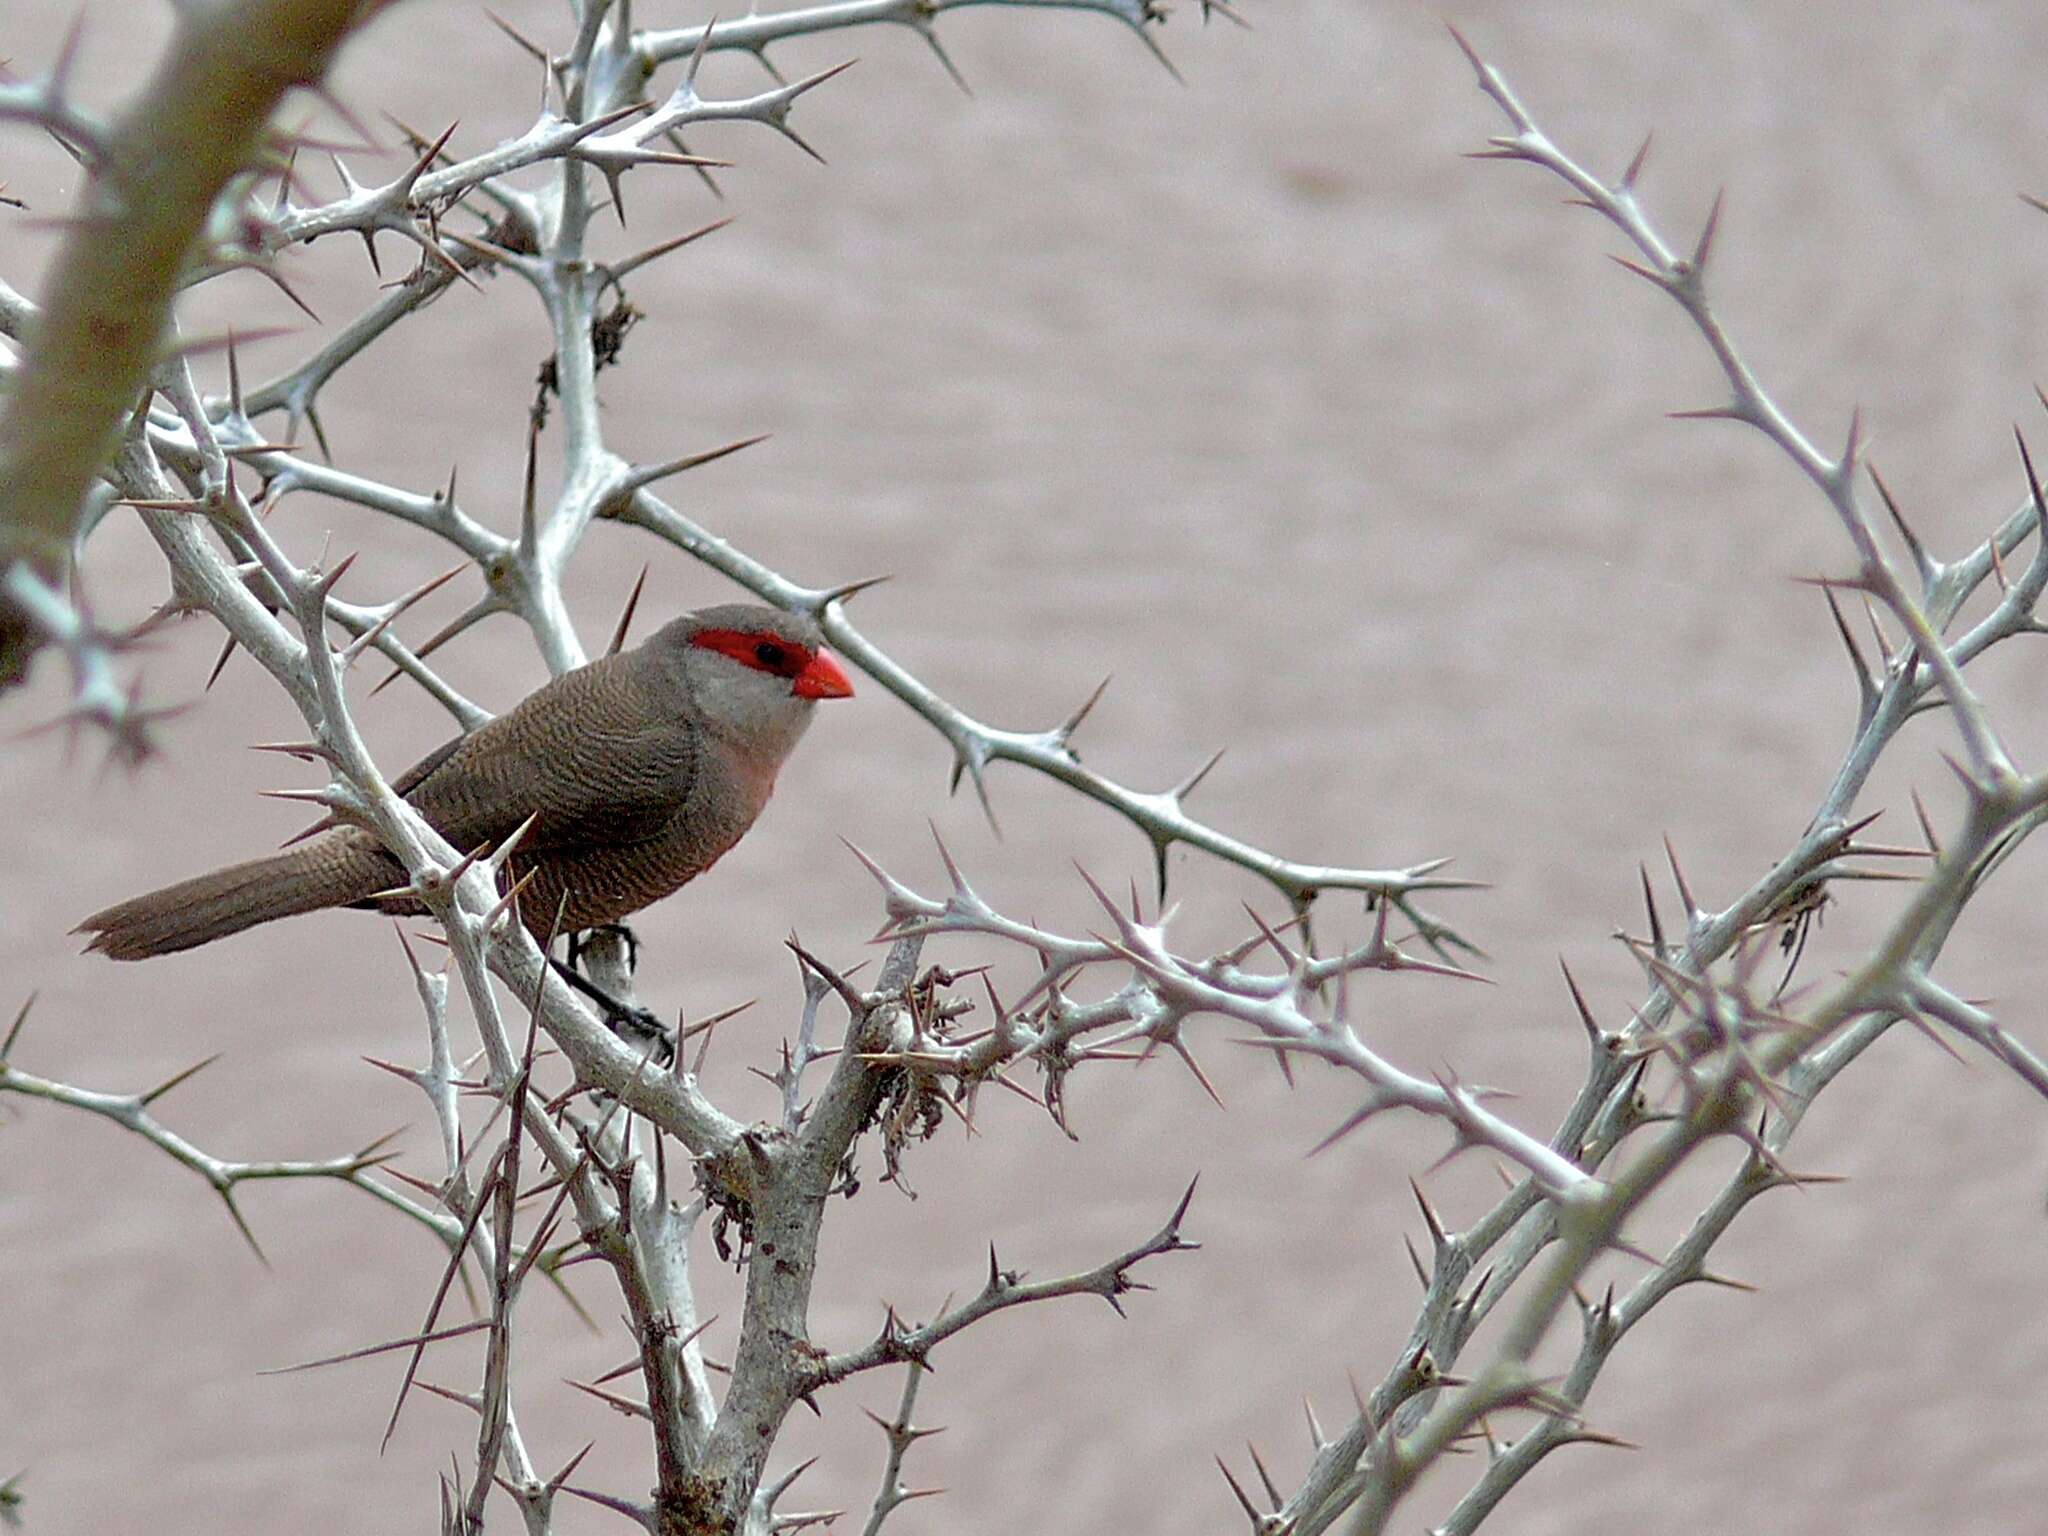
[76,602,855,962]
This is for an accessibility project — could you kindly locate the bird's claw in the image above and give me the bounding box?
[547,949,675,1068]
[609,1002,677,1069]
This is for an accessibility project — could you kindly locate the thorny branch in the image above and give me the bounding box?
[1210,32,2048,1536]
[0,995,430,1263]
[3,2,1256,1529]
[859,1361,940,1536]
[840,835,1593,1194]
[0,0,378,695]
[9,6,2047,1536]
[0,0,1474,944]
[810,1176,1201,1386]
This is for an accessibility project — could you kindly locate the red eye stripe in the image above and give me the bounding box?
[690,627,854,699]
[690,627,809,678]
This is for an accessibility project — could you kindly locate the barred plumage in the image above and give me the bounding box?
[77,604,852,960]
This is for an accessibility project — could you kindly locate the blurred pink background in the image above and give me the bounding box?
[6,2,2048,1531]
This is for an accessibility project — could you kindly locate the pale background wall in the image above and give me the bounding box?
[5,3,2047,1531]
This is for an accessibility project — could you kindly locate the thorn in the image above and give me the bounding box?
[1246,1441,1281,1508]
[258,785,341,806]
[219,1188,269,1266]
[1911,788,1943,855]
[218,438,305,462]
[785,937,868,1019]
[1839,405,1865,484]
[518,415,540,560]
[1168,1173,1200,1232]
[1409,1175,1447,1248]
[1564,1425,1642,1453]
[1937,750,1981,796]
[932,823,977,900]
[1402,1233,1429,1288]
[370,588,504,696]
[1693,1269,1759,1294]
[1170,1038,1225,1109]
[1861,595,1895,666]
[1821,586,1874,699]
[2,993,36,1059]
[1171,747,1227,803]
[809,572,891,613]
[545,1441,597,1495]
[303,81,377,154]
[1558,958,1605,1050]
[1123,13,1184,84]
[1866,463,1933,583]
[1444,19,1485,75]
[1690,188,1724,272]
[264,1318,491,1376]
[686,12,716,86]
[1638,865,1666,956]
[441,228,523,272]
[1306,1100,1381,1157]
[310,549,359,602]
[607,565,649,657]
[1056,674,1112,746]
[204,631,241,690]
[1197,0,1252,28]
[490,812,542,870]
[1348,1368,1374,1433]
[564,1377,652,1420]
[1215,1457,1260,1524]
[1072,863,1123,929]
[2016,425,2048,542]
[140,1052,224,1105]
[397,120,461,196]
[341,561,467,666]
[483,864,540,934]
[611,215,734,281]
[914,22,972,96]
[244,261,322,322]
[484,8,552,68]
[1621,131,1652,188]
[759,1454,821,1510]
[614,435,769,500]
[49,11,86,101]
[302,400,333,463]
[1609,252,1669,289]
[1662,833,1698,920]
[224,327,246,419]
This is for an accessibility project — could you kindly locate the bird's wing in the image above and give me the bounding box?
[402,655,700,857]
[390,733,467,800]
[279,733,469,847]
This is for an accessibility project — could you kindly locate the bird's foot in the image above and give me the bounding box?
[547,952,676,1069]
[606,1000,677,1070]
[567,922,640,975]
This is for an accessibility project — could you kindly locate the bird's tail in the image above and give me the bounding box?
[76,831,398,960]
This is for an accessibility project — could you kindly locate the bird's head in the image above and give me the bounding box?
[654,603,854,767]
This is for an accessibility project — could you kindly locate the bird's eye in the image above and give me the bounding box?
[754,641,788,670]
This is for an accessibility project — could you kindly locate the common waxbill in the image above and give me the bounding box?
[77,603,854,960]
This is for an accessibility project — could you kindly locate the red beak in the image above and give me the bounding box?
[792,649,855,700]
